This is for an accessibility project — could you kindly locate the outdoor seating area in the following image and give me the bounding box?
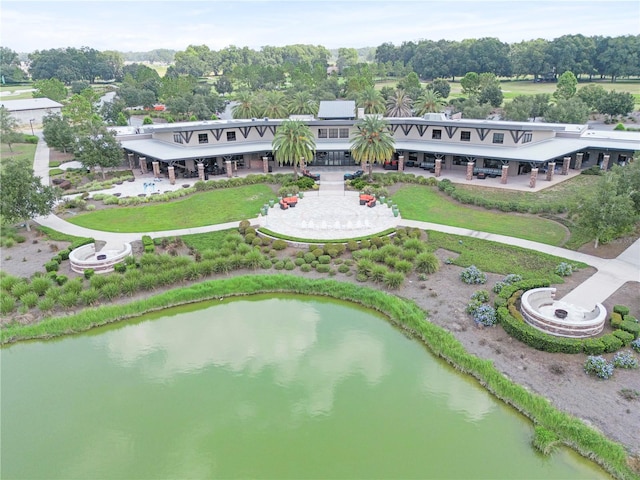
[473,167,502,178]
[279,196,299,209]
[359,194,376,208]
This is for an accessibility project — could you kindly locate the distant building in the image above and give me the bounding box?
[0,98,63,128]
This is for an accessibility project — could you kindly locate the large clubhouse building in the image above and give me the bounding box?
[117,101,640,185]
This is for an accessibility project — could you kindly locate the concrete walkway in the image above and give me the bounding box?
[31,137,639,310]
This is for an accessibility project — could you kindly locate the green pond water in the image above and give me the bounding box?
[1,296,609,479]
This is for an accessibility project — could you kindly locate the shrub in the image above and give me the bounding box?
[356,273,368,282]
[19,292,39,309]
[582,338,606,355]
[315,264,331,273]
[0,295,16,315]
[238,219,251,234]
[300,264,312,273]
[613,305,630,316]
[613,329,635,346]
[394,259,413,274]
[58,291,79,309]
[610,312,624,328]
[503,274,523,284]
[383,271,405,289]
[37,297,56,313]
[601,334,623,353]
[356,259,374,277]
[584,356,614,379]
[272,239,287,251]
[80,288,100,306]
[493,281,507,294]
[466,299,483,315]
[473,304,497,326]
[347,240,359,252]
[612,350,638,369]
[460,265,487,284]
[631,338,640,353]
[318,255,331,264]
[83,269,95,279]
[555,262,573,277]
[471,290,490,303]
[11,282,32,299]
[370,264,388,283]
[114,262,127,273]
[414,252,440,274]
[619,320,640,339]
[338,264,350,274]
[30,276,52,296]
[100,282,121,300]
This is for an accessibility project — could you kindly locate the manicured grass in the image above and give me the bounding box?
[67,185,275,232]
[393,185,567,245]
[452,174,600,211]
[177,230,233,252]
[0,85,35,100]
[425,231,587,282]
[1,143,37,166]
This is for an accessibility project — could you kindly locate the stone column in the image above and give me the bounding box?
[601,154,610,171]
[561,156,570,175]
[546,162,555,181]
[152,161,160,178]
[529,168,538,188]
[197,162,205,181]
[263,156,269,174]
[466,162,474,181]
[168,166,175,185]
[434,158,442,177]
[575,153,583,170]
[398,155,404,171]
[127,153,135,170]
[500,165,509,184]
[226,160,233,178]
[139,157,147,174]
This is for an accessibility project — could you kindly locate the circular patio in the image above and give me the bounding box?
[257,192,400,240]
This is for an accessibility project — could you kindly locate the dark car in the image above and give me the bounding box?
[404,160,418,167]
[344,169,364,180]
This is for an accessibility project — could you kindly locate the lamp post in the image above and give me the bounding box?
[29,118,35,136]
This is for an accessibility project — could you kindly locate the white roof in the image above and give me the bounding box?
[0,98,63,111]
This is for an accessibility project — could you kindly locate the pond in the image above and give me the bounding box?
[0,296,609,479]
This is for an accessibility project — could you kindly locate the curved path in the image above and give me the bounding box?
[33,138,639,309]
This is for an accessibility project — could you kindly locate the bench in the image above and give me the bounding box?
[359,194,375,205]
[473,167,502,178]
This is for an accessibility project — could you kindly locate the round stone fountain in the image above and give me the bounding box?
[69,242,132,274]
[519,287,606,338]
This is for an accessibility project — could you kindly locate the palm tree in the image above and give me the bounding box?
[414,90,446,116]
[349,116,395,181]
[356,87,385,114]
[271,119,316,179]
[385,89,413,117]
[231,91,258,119]
[258,91,288,119]
[287,91,319,116]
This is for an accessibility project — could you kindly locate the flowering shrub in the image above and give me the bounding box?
[460,265,487,284]
[555,262,573,277]
[473,304,497,326]
[466,299,483,315]
[493,281,507,294]
[503,273,523,284]
[632,338,640,353]
[613,350,639,369]
[584,356,614,379]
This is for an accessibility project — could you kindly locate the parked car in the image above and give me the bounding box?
[404,160,418,167]
[344,169,364,180]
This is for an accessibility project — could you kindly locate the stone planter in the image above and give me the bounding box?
[269,200,275,208]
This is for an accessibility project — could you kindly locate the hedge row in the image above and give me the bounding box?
[496,281,640,354]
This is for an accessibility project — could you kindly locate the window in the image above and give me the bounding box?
[460,131,471,141]
[523,132,532,143]
[339,128,349,138]
[198,133,208,144]
[318,128,327,138]
[432,129,442,140]
[173,133,183,144]
[492,133,504,144]
[329,128,339,138]
[226,131,236,142]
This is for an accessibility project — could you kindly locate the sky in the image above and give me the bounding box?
[1,0,639,54]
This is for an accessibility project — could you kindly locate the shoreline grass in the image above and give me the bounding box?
[1,275,635,480]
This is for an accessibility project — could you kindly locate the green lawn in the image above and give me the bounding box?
[0,85,34,100]
[1,143,37,166]
[68,185,275,232]
[392,185,567,246]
